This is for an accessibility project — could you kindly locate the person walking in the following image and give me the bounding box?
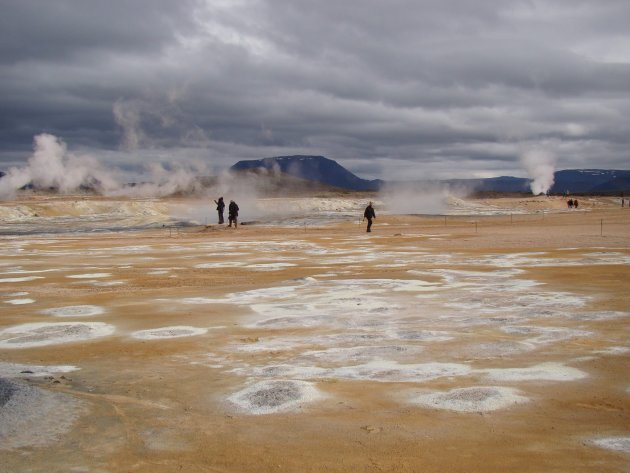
[363,201,376,232]
[228,200,239,228]
[214,197,225,224]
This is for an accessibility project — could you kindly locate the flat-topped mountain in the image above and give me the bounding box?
[230,155,383,191]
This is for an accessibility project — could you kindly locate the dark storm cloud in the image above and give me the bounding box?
[1,0,629,180]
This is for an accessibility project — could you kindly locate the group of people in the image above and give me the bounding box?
[213,197,239,228]
[567,198,579,209]
[212,198,377,233]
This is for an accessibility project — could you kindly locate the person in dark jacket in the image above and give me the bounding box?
[363,202,376,232]
[214,197,225,224]
[228,200,239,228]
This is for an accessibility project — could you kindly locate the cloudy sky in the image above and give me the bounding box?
[1,0,629,181]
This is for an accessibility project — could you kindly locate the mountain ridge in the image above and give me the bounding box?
[230,156,630,194]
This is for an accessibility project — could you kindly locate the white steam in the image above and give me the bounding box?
[520,149,557,195]
[0,134,213,200]
[0,134,119,199]
[381,188,448,215]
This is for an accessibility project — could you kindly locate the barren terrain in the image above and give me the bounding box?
[1,194,629,472]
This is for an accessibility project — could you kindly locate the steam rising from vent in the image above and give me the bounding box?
[0,134,119,199]
[0,134,211,200]
[520,149,557,195]
[380,183,472,215]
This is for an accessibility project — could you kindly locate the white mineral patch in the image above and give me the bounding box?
[228,285,300,303]
[233,338,304,353]
[245,263,297,271]
[1,268,59,275]
[0,362,79,378]
[227,379,324,415]
[194,262,246,269]
[112,245,154,253]
[392,330,453,342]
[331,361,472,383]
[483,362,588,382]
[92,281,125,287]
[244,364,330,380]
[130,326,208,340]
[569,311,630,321]
[298,345,424,364]
[460,341,537,358]
[249,361,472,384]
[66,273,111,279]
[500,326,591,345]
[0,378,88,449]
[252,314,335,329]
[0,276,44,283]
[410,386,529,412]
[3,292,29,297]
[590,437,630,454]
[593,346,630,356]
[175,297,226,305]
[42,305,105,317]
[4,298,35,305]
[0,322,115,348]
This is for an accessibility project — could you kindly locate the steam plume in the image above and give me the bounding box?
[0,134,118,199]
[520,149,556,195]
[0,134,213,200]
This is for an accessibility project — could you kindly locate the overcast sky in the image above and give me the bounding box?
[1,0,629,181]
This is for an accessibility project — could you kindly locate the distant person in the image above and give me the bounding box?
[214,197,225,224]
[574,199,579,209]
[567,199,573,209]
[363,202,376,232]
[228,200,239,228]
[622,197,625,207]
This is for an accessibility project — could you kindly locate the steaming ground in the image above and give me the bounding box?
[0,193,629,472]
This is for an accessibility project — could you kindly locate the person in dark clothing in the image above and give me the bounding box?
[214,197,225,224]
[228,200,239,228]
[363,202,376,232]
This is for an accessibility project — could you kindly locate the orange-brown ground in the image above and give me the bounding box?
[1,195,629,472]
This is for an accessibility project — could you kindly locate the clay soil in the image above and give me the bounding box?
[1,195,629,472]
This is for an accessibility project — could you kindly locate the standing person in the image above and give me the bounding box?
[214,197,225,224]
[228,200,239,228]
[363,201,376,232]
[574,199,579,209]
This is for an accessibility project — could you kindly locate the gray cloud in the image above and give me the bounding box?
[1,0,629,181]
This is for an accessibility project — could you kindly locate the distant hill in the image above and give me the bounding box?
[230,156,629,194]
[549,169,630,194]
[230,155,383,191]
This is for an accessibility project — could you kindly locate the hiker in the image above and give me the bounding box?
[363,202,376,232]
[567,199,573,209]
[228,200,239,228]
[574,199,579,209]
[214,197,225,224]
